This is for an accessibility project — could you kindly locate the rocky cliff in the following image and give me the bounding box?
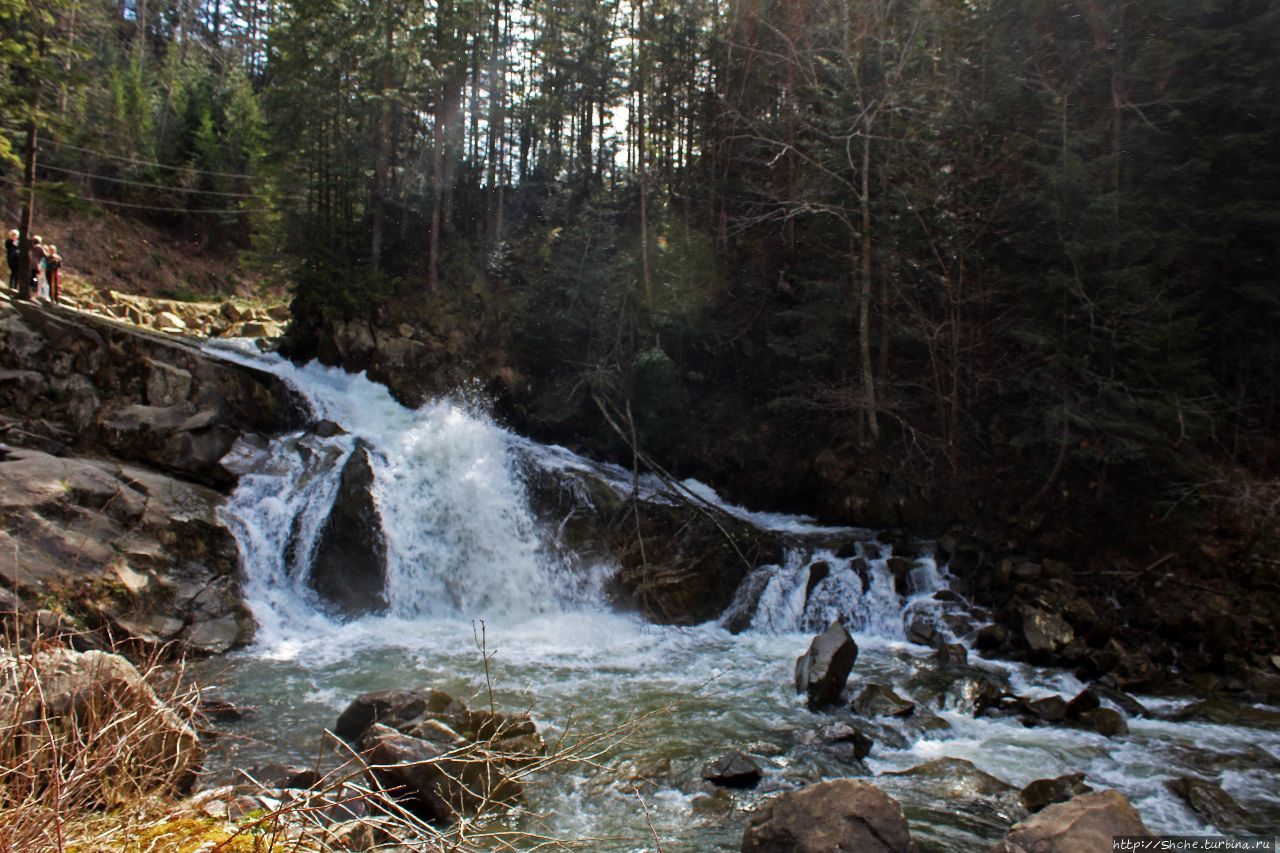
[0,297,306,654]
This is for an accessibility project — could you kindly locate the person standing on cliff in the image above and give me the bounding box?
[5,229,18,293]
[28,236,46,298]
[44,244,61,304]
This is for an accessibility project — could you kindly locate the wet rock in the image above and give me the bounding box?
[990,790,1151,852]
[240,763,322,791]
[794,621,858,711]
[1013,561,1042,581]
[852,684,915,718]
[360,723,522,824]
[741,779,913,853]
[1024,695,1068,724]
[338,688,543,825]
[1165,776,1250,832]
[808,721,874,761]
[975,624,1008,651]
[1171,699,1280,729]
[702,750,763,789]
[335,687,543,756]
[933,643,968,666]
[948,673,1008,716]
[200,698,254,722]
[305,442,388,617]
[523,458,785,626]
[0,648,200,797]
[1064,687,1100,717]
[1021,606,1074,656]
[1070,707,1129,737]
[906,618,939,647]
[804,561,831,603]
[885,757,1024,817]
[1020,773,1092,813]
[1091,683,1148,718]
[145,359,193,407]
[336,688,464,743]
[887,556,915,596]
[0,299,301,485]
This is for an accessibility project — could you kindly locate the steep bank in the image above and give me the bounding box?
[0,296,306,653]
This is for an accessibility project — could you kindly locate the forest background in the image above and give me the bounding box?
[2,0,1279,560]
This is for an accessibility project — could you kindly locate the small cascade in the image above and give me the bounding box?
[719,538,967,643]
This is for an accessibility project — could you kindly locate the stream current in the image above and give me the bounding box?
[200,343,1280,850]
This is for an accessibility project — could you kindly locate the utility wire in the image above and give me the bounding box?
[36,137,261,179]
[38,163,279,199]
[0,176,282,215]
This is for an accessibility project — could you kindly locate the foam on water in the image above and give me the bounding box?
[204,343,1280,849]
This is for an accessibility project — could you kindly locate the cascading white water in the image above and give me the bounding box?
[215,345,605,636]
[202,342,1280,850]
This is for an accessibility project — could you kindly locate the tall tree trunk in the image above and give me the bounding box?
[370,11,394,269]
[427,94,445,293]
[858,119,880,444]
[636,0,651,307]
[17,40,44,301]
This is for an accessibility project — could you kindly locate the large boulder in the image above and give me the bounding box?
[336,687,543,825]
[520,457,785,625]
[358,723,522,823]
[0,448,254,654]
[794,621,859,711]
[305,442,388,617]
[741,779,914,852]
[990,791,1151,852]
[0,647,200,798]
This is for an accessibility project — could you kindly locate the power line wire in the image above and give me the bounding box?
[39,163,273,198]
[1,176,283,215]
[37,137,261,179]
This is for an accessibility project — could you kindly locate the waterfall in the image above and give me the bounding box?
[211,343,966,646]
[213,347,593,636]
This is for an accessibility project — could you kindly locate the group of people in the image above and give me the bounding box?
[5,229,63,304]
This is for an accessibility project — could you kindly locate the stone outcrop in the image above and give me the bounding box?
[0,300,307,653]
[0,647,201,796]
[741,779,914,853]
[0,448,254,654]
[0,300,303,487]
[521,456,785,625]
[794,621,859,711]
[989,791,1151,852]
[335,687,544,825]
[303,442,388,617]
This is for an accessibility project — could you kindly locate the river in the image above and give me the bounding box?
[198,343,1280,850]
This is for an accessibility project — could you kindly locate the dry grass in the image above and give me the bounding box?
[0,614,671,852]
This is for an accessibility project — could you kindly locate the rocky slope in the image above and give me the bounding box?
[0,296,306,653]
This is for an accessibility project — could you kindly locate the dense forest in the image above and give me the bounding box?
[3,0,1279,544]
